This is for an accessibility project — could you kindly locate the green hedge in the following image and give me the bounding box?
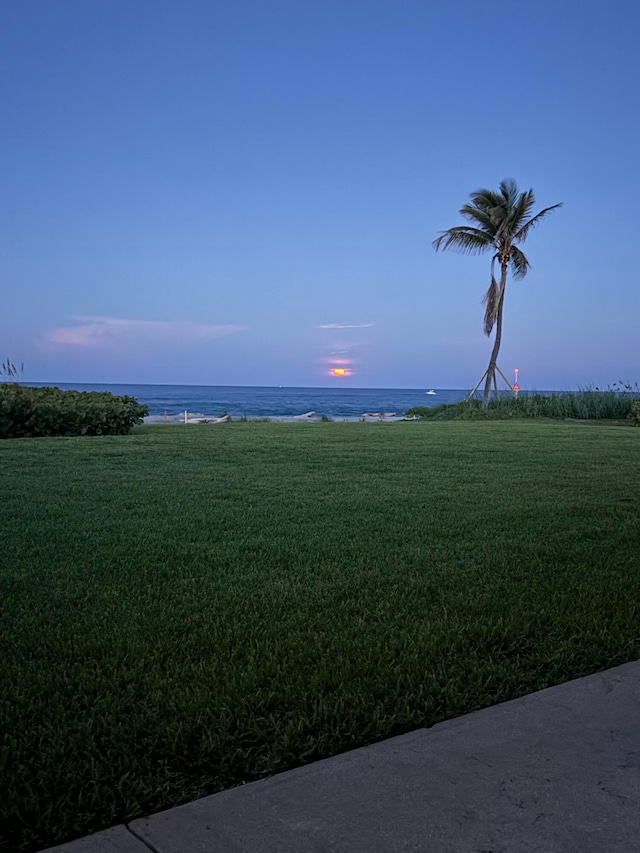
[0,385,149,439]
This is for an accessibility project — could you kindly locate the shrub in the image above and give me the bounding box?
[0,385,149,439]
[630,401,640,426]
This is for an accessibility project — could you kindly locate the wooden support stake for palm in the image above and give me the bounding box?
[467,364,514,400]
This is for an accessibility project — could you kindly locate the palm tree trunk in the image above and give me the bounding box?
[482,262,509,405]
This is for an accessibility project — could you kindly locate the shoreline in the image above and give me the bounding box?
[143,411,411,424]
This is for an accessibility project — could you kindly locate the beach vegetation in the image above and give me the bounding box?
[0,384,148,438]
[434,179,561,404]
[1,356,23,379]
[406,388,637,421]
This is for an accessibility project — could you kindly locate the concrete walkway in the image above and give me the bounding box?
[44,661,640,853]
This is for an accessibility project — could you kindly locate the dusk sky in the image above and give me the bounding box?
[2,0,639,390]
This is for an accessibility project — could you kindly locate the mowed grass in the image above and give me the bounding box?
[1,421,639,851]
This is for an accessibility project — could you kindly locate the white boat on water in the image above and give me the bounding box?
[425,390,436,395]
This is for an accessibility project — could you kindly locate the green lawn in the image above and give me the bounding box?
[2,421,639,851]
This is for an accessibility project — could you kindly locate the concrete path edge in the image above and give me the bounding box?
[42,660,640,853]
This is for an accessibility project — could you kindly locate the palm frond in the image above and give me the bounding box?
[510,188,536,231]
[469,189,504,214]
[482,271,501,336]
[493,207,510,240]
[510,246,530,279]
[499,178,519,209]
[514,203,563,242]
[459,204,498,236]
[433,227,493,255]
[469,190,516,247]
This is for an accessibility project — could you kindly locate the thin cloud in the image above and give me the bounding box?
[45,316,246,347]
[318,322,374,329]
[323,356,353,365]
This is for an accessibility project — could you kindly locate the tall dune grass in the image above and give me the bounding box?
[407,387,639,421]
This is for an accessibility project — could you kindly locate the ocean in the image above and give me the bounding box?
[22,383,469,420]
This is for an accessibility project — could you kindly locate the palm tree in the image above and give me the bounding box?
[433,179,561,404]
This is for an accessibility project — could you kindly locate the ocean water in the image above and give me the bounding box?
[23,383,469,419]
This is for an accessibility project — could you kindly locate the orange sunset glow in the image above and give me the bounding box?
[331,368,348,376]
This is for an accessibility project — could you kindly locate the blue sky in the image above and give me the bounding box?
[2,0,638,389]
